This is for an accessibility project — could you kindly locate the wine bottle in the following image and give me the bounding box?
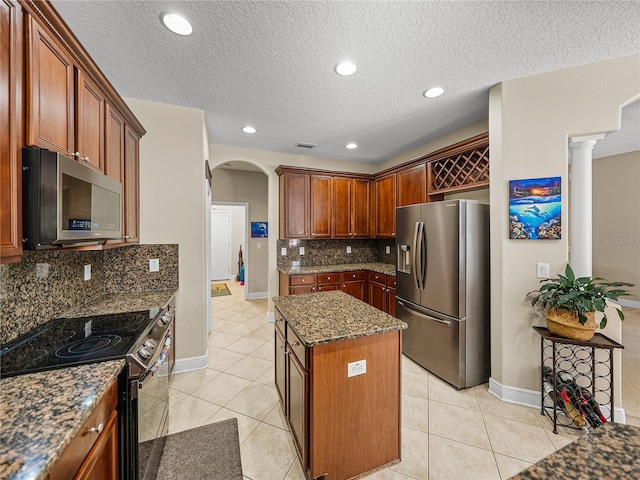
[579,386,607,426]
[557,370,603,428]
[558,388,589,431]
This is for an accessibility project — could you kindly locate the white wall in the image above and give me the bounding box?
[126,98,210,370]
[488,54,640,410]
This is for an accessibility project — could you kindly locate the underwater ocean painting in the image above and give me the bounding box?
[509,177,561,240]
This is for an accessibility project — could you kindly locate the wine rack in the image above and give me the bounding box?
[533,326,624,434]
[427,143,489,195]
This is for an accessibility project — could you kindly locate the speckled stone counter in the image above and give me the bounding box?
[510,422,640,479]
[273,290,407,346]
[60,288,177,318]
[278,262,396,277]
[0,360,125,480]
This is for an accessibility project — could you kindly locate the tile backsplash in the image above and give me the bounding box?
[276,239,395,269]
[0,244,178,345]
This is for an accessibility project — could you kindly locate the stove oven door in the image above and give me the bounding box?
[136,333,172,479]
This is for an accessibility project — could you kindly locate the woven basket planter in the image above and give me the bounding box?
[546,307,598,341]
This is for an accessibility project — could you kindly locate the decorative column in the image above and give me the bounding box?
[568,134,605,277]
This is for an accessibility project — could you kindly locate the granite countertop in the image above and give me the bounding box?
[273,290,407,346]
[511,422,640,479]
[0,360,125,480]
[60,288,177,318]
[278,262,396,277]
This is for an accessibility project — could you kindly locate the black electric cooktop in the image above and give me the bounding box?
[0,310,157,378]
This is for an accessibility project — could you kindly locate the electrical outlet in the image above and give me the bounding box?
[299,247,305,255]
[257,243,262,250]
[346,246,352,254]
[149,259,159,272]
[385,246,391,254]
[347,359,366,378]
[84,265,91,281]
[281,247,287,256]
[537,262,550,279]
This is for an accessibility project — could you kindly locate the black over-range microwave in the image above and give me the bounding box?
[22,146,122,248]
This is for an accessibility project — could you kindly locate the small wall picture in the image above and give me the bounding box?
[509,177,561,240]
[251,222,268,238]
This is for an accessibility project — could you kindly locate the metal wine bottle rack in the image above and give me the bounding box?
[533,326,624,434]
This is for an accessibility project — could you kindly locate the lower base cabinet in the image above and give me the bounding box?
[49,380,119,480]
[275,306,400,480]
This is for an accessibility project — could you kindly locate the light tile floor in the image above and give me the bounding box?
[167,281,639,480]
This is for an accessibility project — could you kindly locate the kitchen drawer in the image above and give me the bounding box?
[317,284,340,292]
[386,276,396,288]
[341,271,367,282]
[49,379,118,480]
[290,274,317,286]
[287,326,307,370]
[369,272,385,284]
[317,273,339,285]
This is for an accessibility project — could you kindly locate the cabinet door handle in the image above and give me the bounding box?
[88,423,104,434]
[73,151,81,158]
[291,342,300,347]
[311,232,314,236]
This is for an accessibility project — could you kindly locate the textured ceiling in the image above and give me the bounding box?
[51,0,640,165]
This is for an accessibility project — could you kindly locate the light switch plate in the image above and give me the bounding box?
[347,246,352,254]
[149,259,159,272]
[385,246,391,254]
[281,247,287,256]
[347,359,366,378]
[84,264,91,281]
[299,247,305,255]
[257,243,262,250]
[536,262,550,279]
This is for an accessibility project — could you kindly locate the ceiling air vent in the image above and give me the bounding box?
[295,142,317,149]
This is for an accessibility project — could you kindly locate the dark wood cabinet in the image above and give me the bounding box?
[375,173,396,238]
[0,0,23,263]
[49,380,118,480]
[76,69,105,171]
[368,272,396,316]
[123,126,140,243]
[310,174,332,238]
[275,308,309,471]
[1,1,145,261]
[26,13,75,155]
[340,270,367,303]
[332,177,370,238]
[397,163,426,206]
[317,273,340,292]
[279,171,310,239]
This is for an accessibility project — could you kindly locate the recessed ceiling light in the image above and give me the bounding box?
[346,143,358,149]
[161,12,193,36]
[423,87,445,98]
[335,61,357,76]
[242,126,256,134]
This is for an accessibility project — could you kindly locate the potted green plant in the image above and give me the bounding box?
[527,264,634,341]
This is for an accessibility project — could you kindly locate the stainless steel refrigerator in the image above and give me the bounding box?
[395,199,490,389]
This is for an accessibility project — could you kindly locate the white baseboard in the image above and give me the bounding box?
[247,291,268,300]
[488,377,628,423]
[266,311,274,322]
[166,353,209,375]
[618,298,640,309]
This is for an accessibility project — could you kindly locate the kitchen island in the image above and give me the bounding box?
[273,290,407,480]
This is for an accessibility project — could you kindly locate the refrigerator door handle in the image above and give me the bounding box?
[397,301,452,326]
[418,221,426,290]
[412,221,421,290]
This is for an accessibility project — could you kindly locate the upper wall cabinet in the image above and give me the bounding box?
[332,177,371,239]
[1,0,23,262]
[1,0,146,261]
[397,164,426,207]
[309,174,332,238]
[374,173,396,238]
[26,14,75,155]
[279,171,310,239]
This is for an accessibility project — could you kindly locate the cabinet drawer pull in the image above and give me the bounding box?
[88,423,104,434]
[291,342,300,347]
